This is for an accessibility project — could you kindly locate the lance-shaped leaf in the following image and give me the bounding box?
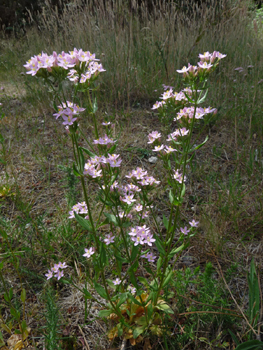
[72,163,81,177]
[94,282,108,300]
[80,147,96,159]
[168,243,185,260]
[74,212,93,231]
[162,269,174,288]
[189,135,209,153]
[154,235,166,256]
[235,340,263,350]
[197,88,208,104]
[104,213,118,226]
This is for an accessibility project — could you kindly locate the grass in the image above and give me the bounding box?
[0,0,263,348]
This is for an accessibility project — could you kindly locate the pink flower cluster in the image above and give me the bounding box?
[126,167,160,186]
[45,262,67,280]
[83,153,122,178]
[167,127,189,141]
[176,51,226,77]
[142,251,157,263]
[180,219,199,236]
[53,101,85,125]
[148,128,190,155]
[128,225,155,246]
[93,135,116,146]
[174,106,216,122]
[24,48,105,82]
[68,202,89,219]
[152,87,191,110]
[173,169,184,183]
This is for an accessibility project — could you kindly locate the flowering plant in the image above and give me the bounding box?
[25,49,226,345]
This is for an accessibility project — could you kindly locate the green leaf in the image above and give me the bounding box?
[53,101,58,112]
[168,244,185,259]
[117,323,123,337]
[128,270,138,288]
[80,147,96,159]
[82,287,92,299]
[138,276,149,287]
[228,329,240,346]
[154,235,165,256]
[169,189,174,204]
[92,97,98,113]
[147,303,153,320]
[128,294,141,306]
[98,309,112,318]
[150,279,159,292]
[72,163,81,176]
[162,214,169,230]
[100,242,107,267]
[79,147,85,174]
[133,327,144,339]
[248,258,260,327]
[21,320,27,332]
[157,257,163,271]
[108,144,117,154]
[162,269,174,288]
[10,307,20,321]
[74,212,92,231]
[180,183,186,199]
[94,282,108,300]
[104,213,118,226]
[21,288,26,303]
[117,293,128,308]
[9,288,13,301]
[131,245,139,261]
[0,229,8,240]
[156,302,174,314]
[235,340,263,350]
[189,135,209,152]
[197,88,208,104]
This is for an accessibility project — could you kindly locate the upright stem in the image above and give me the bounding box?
[154,85,199,306]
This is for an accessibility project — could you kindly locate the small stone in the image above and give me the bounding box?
[148,156,158,164]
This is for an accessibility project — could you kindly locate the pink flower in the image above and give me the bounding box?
[107,154,122,167]
[198,61,213,69]
[55,270,64,280]
[83,247,95,258]
[152,101,165,110]
[120,194,136,205]
[189,219,199,227]
[177,66,190,74]
[45,270,53,280]
[148,131,161,144]
[104,234,115,245]
[152,145,164,152]
[143,233,156,247]
[173,169,183,183]
[142,252,156,263]
[113,278,121,285]
[180,226,190,235]
[127,285,136,294]
[62,113,77,125]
